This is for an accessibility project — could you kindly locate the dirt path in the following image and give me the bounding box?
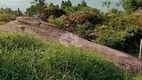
[0,17,142,74]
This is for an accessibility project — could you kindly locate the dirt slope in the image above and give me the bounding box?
[0,17,142,74]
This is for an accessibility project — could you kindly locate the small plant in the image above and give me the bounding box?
[17,25,25,30]
[52,19,65,27]
[0,21,5,26]
[132,73,142,80]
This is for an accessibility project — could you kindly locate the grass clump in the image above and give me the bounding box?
[0,22,5,26]
[0,32,126,80]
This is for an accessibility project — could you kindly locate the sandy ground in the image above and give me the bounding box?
[0,17,142,74]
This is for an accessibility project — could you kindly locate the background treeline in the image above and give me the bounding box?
[0,8,22,25]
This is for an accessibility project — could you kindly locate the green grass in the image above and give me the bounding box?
[0,32,141,80]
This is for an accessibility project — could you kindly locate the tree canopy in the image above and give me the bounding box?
[33,0,46,5]
[61,0,72,9]
[122,0,142,13]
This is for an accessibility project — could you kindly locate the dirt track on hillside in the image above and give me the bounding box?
[0,17,142,74]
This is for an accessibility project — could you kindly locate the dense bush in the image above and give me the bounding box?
[0,32,127,80]
[60,10,99,24]
[41,7,66,21]
[122,0,142,13]
[48,15,65,27]
[93,14,142,54]
[132,73,142,80]
[0,8,22,22]
[75,24,87,38]
[68,11,96,23]
[63,6,99,14]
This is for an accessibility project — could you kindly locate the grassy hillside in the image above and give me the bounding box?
[0,32,141,80]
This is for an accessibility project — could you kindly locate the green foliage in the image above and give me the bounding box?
[0,32,126,80]
[136,0,142,7]
[102,0,111,9]
[48,3,59,8]
[61,0,72,9]
[0,8,22,21]
[27,0,47,17]
[132,73,142,80]
[48,15,65,27]
[109,8,123,15]
[25,5,37,16]
[122,0,142,13]
[64,6,99,14]
[33,0,46,5]
[0,13,11,20]
[24,0,142,55]
[93,14,142,54]
[0,22,5,26]
[75,24,87,38]
[80,0,87,7]
[42,8,66,21]
[139,16,142,27]
[61,11,97,24]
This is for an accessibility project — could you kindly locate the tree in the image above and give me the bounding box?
[33,0,46,5]
[29,0,47,17]
[41,8,66,21]
[122,0,142,13]
[115,1,122,9]
[48,3,59,8]
[25,5,37,16]
[137,0,142,7]
[78,3,81,6]
[67,0,72,7]
[81,0,87,7]
[122,0,136,13]
[61,0,72,9]
[102,0,111,10]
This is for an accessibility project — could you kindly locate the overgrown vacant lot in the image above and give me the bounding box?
[0,32,142,80]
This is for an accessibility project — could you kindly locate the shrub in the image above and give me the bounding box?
[68,11,96,23]
[93,13,142,54]
[0,32,126,80]
[0,13,10,20]
[75,24,87,38]
[132,73,142,80]
[41,7,66,21]
[48,15,65,27]
[0,22,5,26]
[52,19,65,27]
[0,8,22,22]
[25,5,37,16]
[94,25,142,54]
[63,6,99,14]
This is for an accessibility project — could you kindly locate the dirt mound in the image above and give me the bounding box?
[0,17,142,74]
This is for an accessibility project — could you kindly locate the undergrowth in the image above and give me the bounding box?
[0,32,141,80]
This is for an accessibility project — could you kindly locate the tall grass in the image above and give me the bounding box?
[0,32,141,80]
